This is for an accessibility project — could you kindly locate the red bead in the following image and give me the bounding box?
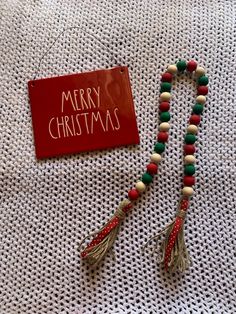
[159,102,170,112]
[180,198,189,210]
[161,72,173,82]
[197,86,208,95]
[128,189,140,200]
[187,60,197,72]
[183,175,195,186]
[184,144,196,154]
[146,163,158,174]
[157,131,169,142]
[189,114,201,125]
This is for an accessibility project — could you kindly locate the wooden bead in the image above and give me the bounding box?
[150,153,162,163]
[198,75,209,86]
[160,92,171,101]
[160,82,172,92]
[159,122,170,131]
[187,60,197,72]
[197,86,208,95]
[128,189,140,200]
[167,64,178,74]
[147,163,158,175]
[185,133,196,144]
[187,124,198,134]
[184,164,196,175]
[195,66,206,77]
[196,95,206,104]
[176,60,187,72]
[135,181,146,193]
[160,111,171,122]
[189,114,201,125]
[157,131,169,142]
[184,155,196,164]
[182,186,194,196]
[193,103,204,115]
[183,175,195,186]
[184,144,196,155]
[159,101,170,112]
[142,173,153,184]
[161,72,173,82]
[154,142,165,154]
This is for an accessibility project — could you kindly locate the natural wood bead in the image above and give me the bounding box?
[195,66,206,77]
[167,64,178,74]
[135,181,146,193]
[187,124,198,134]
[159,122,170,131]
[150,153,162,163]
[182,186,194,196]
[184,155,196,164]
[196,95,206,104]
[160,92,171,101]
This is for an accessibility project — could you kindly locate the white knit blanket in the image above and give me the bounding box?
[0,1,235,313]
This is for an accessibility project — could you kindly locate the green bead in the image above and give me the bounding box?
[142,172,153,184]
[154,142,165,153]
[184,164,196,175]
[185,133,196,144]
[198,75,209,86]
[193,103,204,114]
[160,82,171,92]
[160,111,170,122]
[176,60,187,72]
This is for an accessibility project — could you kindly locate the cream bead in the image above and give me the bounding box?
[160,92,171,101]
[159,122,170,131]
[150,153,162,163]
[167,64,178,74]
[187,124,198,134]
[196,95,206,104]
[184,155,196,164]
[182,186,194,196]
[195,66,206,77]
[135,181,146,193]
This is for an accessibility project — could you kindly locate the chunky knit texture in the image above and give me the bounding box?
[0,1,236,313]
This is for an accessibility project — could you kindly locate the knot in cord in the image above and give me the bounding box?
[114,199,131,220]
[176,209,187,219]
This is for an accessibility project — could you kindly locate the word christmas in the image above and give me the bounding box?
[48,87,120,139]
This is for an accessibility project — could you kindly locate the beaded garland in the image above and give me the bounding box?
[80,60,208,272]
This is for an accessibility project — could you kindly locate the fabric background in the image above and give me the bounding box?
[0,0,235,313]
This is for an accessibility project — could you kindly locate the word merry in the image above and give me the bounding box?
[61,87,100,112]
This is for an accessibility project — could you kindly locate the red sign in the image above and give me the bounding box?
[28,66,140,159]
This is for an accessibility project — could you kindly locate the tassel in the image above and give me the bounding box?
[145,199,190,272]
[79,199,132,266]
